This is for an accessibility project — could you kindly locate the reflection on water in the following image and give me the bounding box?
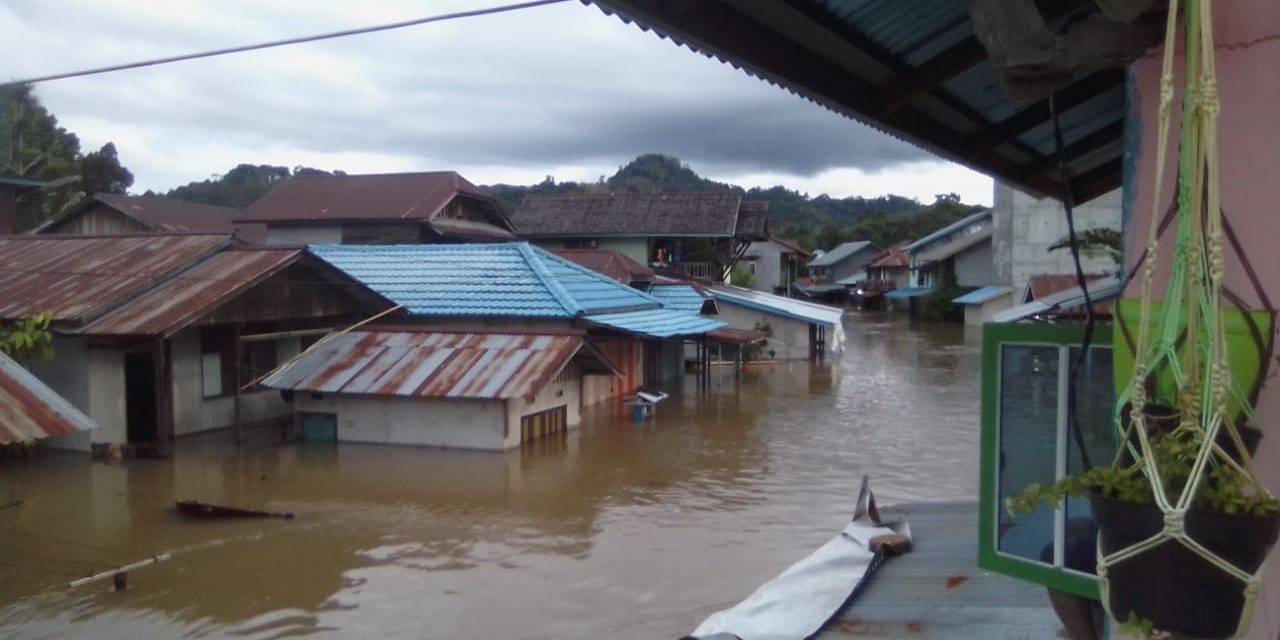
[0,314,981,639]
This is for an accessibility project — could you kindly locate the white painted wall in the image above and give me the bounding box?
[713,301,816,360]
[26,337,125,451]
[264,224,342,245]
[991,184,1122,296]
[171,327,294,437]
[296,394,509,450]
[963,294,1013,327]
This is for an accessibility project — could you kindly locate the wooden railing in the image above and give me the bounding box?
[653,262,722,281]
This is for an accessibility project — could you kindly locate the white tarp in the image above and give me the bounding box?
[687,477,911,640]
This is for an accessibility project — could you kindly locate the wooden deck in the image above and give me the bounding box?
[814,501,1066,639]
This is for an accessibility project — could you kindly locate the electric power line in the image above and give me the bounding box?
[1,0,570,89]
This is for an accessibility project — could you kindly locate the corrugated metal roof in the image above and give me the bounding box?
[1024,273,1106,302]
[734,201,770,240]
[262,329,589,399]
[80,248,302,336]
[952,285,1010,305]
[551,249,654,284]
[710,285,844,326]
[905,210,992,252]
[309,243,661,318]
[514,192,745,237]
[0,351,97,444]
[913,226,993,264]
[812,502,1065,638]
[584,308,725,338]
[809,240,876,267]
[0,234,230,325]
[426,218,516,241]
[866,242,911,269]
[648,284,706,313]
[993,275,1123,322]
[707,326,767,344]
[35,194,246,236]
[884,286,933,299]
[238,171,512,230]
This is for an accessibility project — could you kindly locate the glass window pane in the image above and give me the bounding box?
[202,352,223,398]
[1063,345,1116,574]
[997,344,1060,563]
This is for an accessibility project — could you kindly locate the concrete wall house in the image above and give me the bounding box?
[513,192,769,282]
[991,184,1122,299]
[800,240,879,300]
[33,193,266,243]
[236,171,517,245]
[0,234,390,455]
[707,285,844,360]
[742,236,811,296]
[304,243,725,418]
[262,328,618,450]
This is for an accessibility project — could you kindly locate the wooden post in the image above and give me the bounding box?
[233,323,243,445]
[154,339,174,457]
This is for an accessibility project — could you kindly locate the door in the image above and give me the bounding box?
[519,406,567,444]
[125,352,159,444]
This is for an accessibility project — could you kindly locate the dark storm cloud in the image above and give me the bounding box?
[6,0,938,189]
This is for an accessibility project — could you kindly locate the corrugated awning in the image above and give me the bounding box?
[0,352,97,444]
[262,329,611,399]
[885,287,933,300]
[992,276,1123,323]
[711,285,844,326]
[952,286,1010,305]
[584,308,725,338]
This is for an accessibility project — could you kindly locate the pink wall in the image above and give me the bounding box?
[1126,3,1280,638]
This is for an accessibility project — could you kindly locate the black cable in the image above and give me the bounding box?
[0,1,571,89]
[1050,92,1098,472]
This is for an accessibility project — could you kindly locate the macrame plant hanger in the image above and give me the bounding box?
[1099,0,1274,636]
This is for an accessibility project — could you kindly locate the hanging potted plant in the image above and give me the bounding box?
[1007,1,1280,637]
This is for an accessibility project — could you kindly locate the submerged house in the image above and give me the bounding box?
[889,210,1005,319]
[269,242,726,448]
[513,192,769,281]
[31,193,265,242]
[741,236,811,296]
[799,240,879,300]
[237,171,517,245]
[0,234,390,454]
[707,285,844,360]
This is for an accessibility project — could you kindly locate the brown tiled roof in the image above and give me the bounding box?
[770,236,812,258]
[1025,274,1107,302]
[38,193,255,238]
[513,191,744,237]
[551,249,654,283]
[237,171,510,230]
[867,241,911,269]
[734,201,769,240]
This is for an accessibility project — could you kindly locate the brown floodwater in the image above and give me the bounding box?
[0,313,982,639]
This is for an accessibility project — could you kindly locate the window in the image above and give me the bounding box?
[200,326,236,398]
[243,340,279,391]
[979,323,1116,600]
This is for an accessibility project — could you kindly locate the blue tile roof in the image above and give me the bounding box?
[648,284,706,313]
[586,308,725,338]
[309,243,660,318]
[884,287,933,300]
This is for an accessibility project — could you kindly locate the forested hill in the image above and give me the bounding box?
[488,154,982,249]
[155,154,983,250]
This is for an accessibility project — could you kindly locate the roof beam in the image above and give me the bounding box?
[963,68,1124,160]
[1022,119,1125,177]
[880,38,989,114]
[1067,157,1123,204]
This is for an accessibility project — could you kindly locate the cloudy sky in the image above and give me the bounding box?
[3,0,994,204]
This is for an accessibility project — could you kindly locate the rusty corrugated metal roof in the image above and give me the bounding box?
[80,248,302,336]
[551,249,654,284]
[262,329,590,400]
[237,172,510,230]
[0,234,230,325]
[0,351,97,444]
[734,201,770,240]
[37,193,246,235]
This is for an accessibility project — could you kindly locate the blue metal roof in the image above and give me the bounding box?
[648,284,706,313]
[952,285,1010,305]
[586,308,725,338]
[884,286,933,300]
[309,243,660,318]
[710,286,844,326]
[904,210,992,253]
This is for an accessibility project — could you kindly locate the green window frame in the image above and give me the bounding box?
[978,322,1115,600]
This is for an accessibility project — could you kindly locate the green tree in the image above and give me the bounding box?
[79,142,134,196]
[727,263,756,289]
[0,313,54,361]
[1048,227,1123,270]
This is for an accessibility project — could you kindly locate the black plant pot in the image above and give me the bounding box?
[1090,492,1280,639]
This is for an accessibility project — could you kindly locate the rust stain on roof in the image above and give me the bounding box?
[0,234,230,325]
[80,248,301,336]
[263,329,598,400]
[514,191,753,237]
[0,352,96,445]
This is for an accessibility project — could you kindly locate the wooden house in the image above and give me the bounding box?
[32,193,265,242]
[742,236,811,296]
[236,171,516,245]
[0,234,390,455]
[513,192,768,282]
[798,240,879,300]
